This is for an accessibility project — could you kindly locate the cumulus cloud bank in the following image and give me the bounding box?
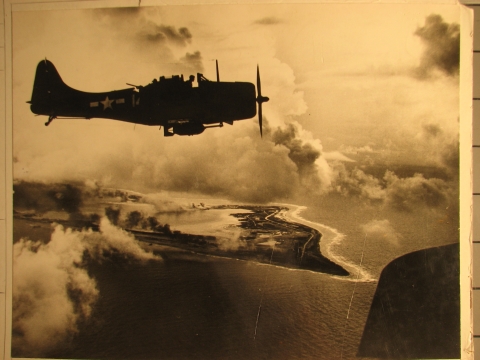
[12,219,157,356]
[13,12,459,208]
[383,171,451,212]
[332,163,455,213]
[15,117,338,203]
[14,116,458,206]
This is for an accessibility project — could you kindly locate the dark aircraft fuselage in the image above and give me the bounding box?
[30,60,263,136]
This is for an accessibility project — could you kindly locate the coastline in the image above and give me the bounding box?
[276,203,376,282]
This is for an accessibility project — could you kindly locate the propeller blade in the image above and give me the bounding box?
[256,65,269,137]
[257,65,261,96]
[259,103,263,138]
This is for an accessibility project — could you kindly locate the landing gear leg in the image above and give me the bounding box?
[45,115,55,126]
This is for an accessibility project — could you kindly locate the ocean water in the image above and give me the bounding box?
[59,251,378,360]
[13,194,459,359]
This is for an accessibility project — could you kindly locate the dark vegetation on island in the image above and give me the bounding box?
[13,180,348,276]
[129,205,348,276]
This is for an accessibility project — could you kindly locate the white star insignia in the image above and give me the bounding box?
[101,96,114,110]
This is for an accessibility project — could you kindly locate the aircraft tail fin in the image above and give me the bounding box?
[29,59,75,115]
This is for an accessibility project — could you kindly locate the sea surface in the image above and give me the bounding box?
[12,197,458,360]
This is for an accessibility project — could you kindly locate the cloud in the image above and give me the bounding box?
[138,23,192,46]
[129,124,303,203]
[439,140,459,172]
[89,7,202,77]
[94,9,192,47]
[180,50,204,73]
[323,151,355,162]
[12,219,157,357]
[339,145,377,155]
[12,232,98,357]
[272,122,332,192]
[361,219,401,246]
[14,7,459,209]
[383,171,451,212]
[142,193,188,213]
[15,117,338,203]
[414,122,459,174]
[330,160,457,213]
[332,165,385,201]
[414,14,460,78]
[14,115,458,208]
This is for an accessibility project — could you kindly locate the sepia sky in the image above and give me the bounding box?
[12,3,461,202]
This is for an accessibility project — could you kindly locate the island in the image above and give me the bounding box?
[14,204,349,276]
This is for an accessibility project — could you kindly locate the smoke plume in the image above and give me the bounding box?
[13,181,83,214]
[216,229,245,251]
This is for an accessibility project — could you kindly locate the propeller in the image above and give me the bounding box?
[256,65,269,137]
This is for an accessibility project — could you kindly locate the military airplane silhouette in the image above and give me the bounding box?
[29,59,269,137]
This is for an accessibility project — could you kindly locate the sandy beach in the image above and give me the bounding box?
[276,204,376,282]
